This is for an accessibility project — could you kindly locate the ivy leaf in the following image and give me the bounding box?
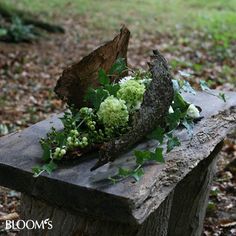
[148,127,165,144]
[182,119,194,134]
[42,161,57,174]
[132,168,144,181]
[109,58,126,75]
[104,83,120,96]
[134,150,151,165]
[166,108,182,130]
[172,79,180,91]
[98,69,110,85]
[118,167,132,177]
[85,88,109,110]
[167,135,181,153]
[32,166,44,177]
[150,147,164,163]
[55,132,66,147]
[181,81,196,95]
[173,92,189,112]
[40,142,52,162]
[200,80,210,91]
[218,92,226,102]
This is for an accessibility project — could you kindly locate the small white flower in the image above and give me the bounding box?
[119,76,134,85]
[139,78,152,85]
[187,104,200,118]
[168,106,174,114]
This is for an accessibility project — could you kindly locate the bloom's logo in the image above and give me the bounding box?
[5,218,53,230]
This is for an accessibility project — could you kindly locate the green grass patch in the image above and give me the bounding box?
[1,0,236,41]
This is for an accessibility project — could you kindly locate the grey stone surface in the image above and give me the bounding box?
[0,90,235,225]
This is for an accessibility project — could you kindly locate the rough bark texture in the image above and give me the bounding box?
[93,50,174,169]
[54,26,130,108]
[18,142,222,236]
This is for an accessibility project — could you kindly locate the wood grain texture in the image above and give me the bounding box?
[20,191,174,236]
[54,26,130,108]
[19,143,221,236]
[167,142,223,236]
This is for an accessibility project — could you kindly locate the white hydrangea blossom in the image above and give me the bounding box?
[187,104,200,118]
[119,76,134,85]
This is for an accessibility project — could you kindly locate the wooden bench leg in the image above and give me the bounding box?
[167,142,223,236]
[20,192,174,236]
[19,142,222,236]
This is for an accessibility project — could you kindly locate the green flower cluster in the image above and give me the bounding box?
[97,95,129,129]
[117,79,145,111]
[66,129,89,149]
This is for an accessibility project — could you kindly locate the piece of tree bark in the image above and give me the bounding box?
[92,50,174,169]
[55,26,130,108]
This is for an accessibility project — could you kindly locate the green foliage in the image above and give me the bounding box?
[150,147,164,163]
[4,0,236,43]
[182,119,194,134]
[200,80,210,91]
[218,92,226,102]
[148,127,165,144]
[98,69,109,85]
[199,80,226,103]
[109,58,126,75]
[32,161,57,177]
[84,58,126,110]
[41,142,52,162]
[8,16,36,42]
[179,80,196,95]
[166,134,180,153]
[109,166,144,182]
[85,87,109,110]
[135,150,151,165]
[0,28,7,37]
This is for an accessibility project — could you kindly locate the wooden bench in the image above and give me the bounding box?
[0,91,235,236]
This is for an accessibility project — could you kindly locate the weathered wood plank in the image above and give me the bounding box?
[167,141,222,236]
[18,142,222,236]
[0,91,236,226]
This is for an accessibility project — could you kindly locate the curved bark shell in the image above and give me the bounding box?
[92,50,174,170]
[55,26,130,108]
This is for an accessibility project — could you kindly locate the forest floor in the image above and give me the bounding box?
[0,0,236,235]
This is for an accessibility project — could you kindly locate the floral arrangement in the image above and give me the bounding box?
[33,57,225,181]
